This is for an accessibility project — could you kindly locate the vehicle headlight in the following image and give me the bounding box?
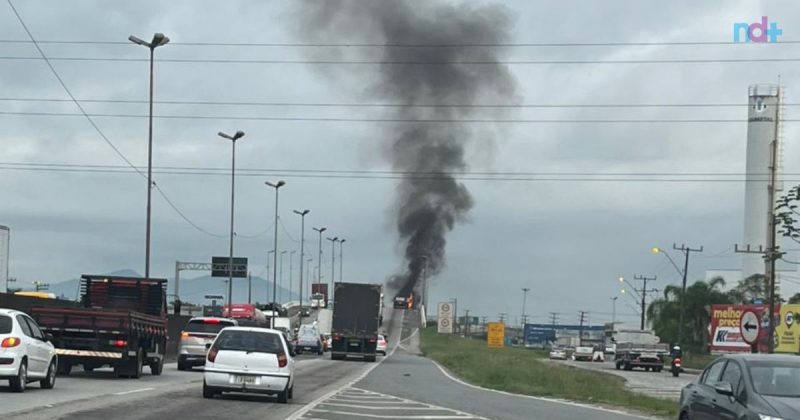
[759,415,785,420]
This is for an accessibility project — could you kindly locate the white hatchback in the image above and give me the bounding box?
[203,327,296,403]
[0,308,57,392]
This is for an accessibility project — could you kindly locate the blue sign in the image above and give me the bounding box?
[523,324,604,346]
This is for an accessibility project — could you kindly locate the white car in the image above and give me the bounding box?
[0,308,57,392]
[376,334,388,355]
[549,348,567,360]
[203,327,296,403]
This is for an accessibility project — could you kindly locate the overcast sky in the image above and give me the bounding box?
[2,0,799,326]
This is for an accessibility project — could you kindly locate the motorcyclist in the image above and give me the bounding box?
[671,345,682,359]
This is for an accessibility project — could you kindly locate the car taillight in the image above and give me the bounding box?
[203,319,221,324]
[674,357,681,364]
[113,340,127,348]
[181,331,190,339]
[277,352,288,368]
[207,348,218,363]
[1,337,20,348]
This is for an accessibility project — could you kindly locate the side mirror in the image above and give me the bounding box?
[45,333,54,343]
[714,382,734,397]
[205,343,212,351]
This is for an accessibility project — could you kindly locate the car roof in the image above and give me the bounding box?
[0,308,26,317]
[721,353,800,363]
[188,316,237,323]
[219,326,284,335]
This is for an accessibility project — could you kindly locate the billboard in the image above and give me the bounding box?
[709,304,773,354]
[776,304,800,353]
[523,323,605,347]
[437,302,453,334]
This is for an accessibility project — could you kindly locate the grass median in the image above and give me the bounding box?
[420,328,677,418]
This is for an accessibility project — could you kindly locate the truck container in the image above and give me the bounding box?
[310,283,328,308]
[331,282,381,362]
[31,275,168,378]
[315,308,333,336]
[222,303,267,327]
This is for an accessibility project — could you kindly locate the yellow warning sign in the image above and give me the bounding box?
[487,322,505,348]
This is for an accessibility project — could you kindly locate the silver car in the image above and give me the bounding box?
[178,317,237,371]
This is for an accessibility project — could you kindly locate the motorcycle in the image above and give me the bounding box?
[671,357,682,377]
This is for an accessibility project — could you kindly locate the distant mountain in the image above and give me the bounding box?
[46,269,300,305]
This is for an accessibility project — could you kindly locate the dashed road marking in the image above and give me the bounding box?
[299,387,487,420]
[114,387,155,396]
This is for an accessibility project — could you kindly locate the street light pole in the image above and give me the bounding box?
[652,245,703,345]
[521,287,530,326]
[289,250,296,302]
[218,130,245,311]
[610,297,618,325]
[265,180,285,328]
[327,237,338,299]
[338,239,345,284]
[280,250,287,303]
[313,227,327,285]
[294,210,310,312]
[128,33,169,280]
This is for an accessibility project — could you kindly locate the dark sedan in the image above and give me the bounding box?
[679,353,800,420]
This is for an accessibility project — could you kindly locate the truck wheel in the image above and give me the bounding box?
[40,359,57,389]
[83,364,95,373]
[58,362,72,376]
[130,348,144,379]
[9,360,27,392]
[150,356,164,376]
[624,362,632,371]
[615,362,621,370]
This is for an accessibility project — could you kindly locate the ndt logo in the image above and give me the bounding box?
[734,17,782,43]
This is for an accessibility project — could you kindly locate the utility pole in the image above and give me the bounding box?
[464,309,470,337]
[481,316,488,331]
[673,243,703,345]
[293,209,310,311]
[578,311,587,346]
[451,298,458,334]
[33,281,49,292]
[549,312,560,327]
[736,244,783,353]
[610,297,618,326]
[633,275,658,330]
[247,272,252,304]
[313,227,326,285]
[521,287,530,327]
[499,312,507,324]
[5,277,15,293]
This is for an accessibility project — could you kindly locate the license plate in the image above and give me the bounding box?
[233,376,256,385]
[642,353,657,359]
[350,342,359,347]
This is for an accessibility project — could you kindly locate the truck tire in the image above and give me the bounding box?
[58,362,72,376]
[615,361,621,370]
[624,361,632,371]
[150,355,164,376]
[9,359,27,392]
[124,348,144,379]
[40,359,57,389]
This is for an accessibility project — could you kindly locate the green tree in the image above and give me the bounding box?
[727,274,770,304]
[647,277,731,352]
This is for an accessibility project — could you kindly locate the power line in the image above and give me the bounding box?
[4,0,230,239]
[3,39,800,47]
[6,97,795,109]
[3,55,800,65]
[0,110,790,124]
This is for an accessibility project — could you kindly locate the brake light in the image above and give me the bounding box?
[674,357,681,364]
[277,352,288,368]
[1,337,20,348]
[113,340,127,348]
[181,331,189,339]
[203,319,221,324]
[207,347,218,363]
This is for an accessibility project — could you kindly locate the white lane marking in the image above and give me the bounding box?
[318,402,466,411]
[114,387,155,396]
[349,387,486,418]
[429,360,658,419]
[285,311,407,420]
[309,408,475,419]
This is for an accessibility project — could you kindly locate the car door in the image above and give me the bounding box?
[15,314,44,375]
[22,315,50,377]
[691,359,727,420]
[711,360,745,420]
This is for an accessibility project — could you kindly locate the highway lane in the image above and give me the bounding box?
[2,307,402,420]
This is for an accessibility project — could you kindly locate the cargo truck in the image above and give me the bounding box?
[331,282,381,362]
[310,283,328,308]
[613,329,669,372]
[31,275,168,378]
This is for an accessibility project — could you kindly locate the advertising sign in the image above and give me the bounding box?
[487,322,505,348]
[710,304,773,353]
[776,304,800,353]
[437,302,453,334]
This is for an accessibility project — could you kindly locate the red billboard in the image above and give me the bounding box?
[709,304,776,354]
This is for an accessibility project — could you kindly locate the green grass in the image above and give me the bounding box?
[420,328,677,418]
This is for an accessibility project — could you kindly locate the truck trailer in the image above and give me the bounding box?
[331,282,382,362]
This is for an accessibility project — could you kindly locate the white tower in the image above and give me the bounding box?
[742,84,784,279]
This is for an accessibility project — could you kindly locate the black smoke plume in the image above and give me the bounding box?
[295,1,517,297]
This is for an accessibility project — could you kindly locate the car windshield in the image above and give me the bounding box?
[0,315,12,334]
[185,319,235,334]
[214,330,283,354]
[748,361,800,397]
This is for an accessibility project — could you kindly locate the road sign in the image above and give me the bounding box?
[204,295,224,300]
[487,322,505,348]
[211,256,248,278]
[437,302,453,334]
[740,310,761,344]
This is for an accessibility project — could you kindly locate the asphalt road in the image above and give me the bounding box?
[1,308,675,420]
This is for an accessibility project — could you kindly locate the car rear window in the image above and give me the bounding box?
[214,330,284,354]
[186,319,235,334]
[0,315,11,334]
